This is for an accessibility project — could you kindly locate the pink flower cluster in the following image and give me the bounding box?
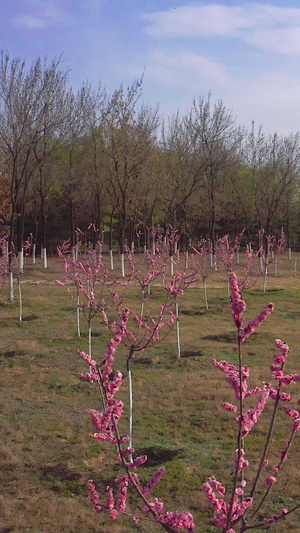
[158,510,195,532]
[88,479,128,519]
[81,306,195,531]
[262,508,289,526]
[228,272,274,342]
[203,477,253,529]
[240,384,270,437]
[212,358,253,402]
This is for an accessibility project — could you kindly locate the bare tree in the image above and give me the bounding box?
[0,52,68,291]
[161,111,204,251]
[191,95,243,254]
[244,123,300,242]
[103,80,160,274]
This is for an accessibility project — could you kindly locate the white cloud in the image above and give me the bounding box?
[142,3,300,55]
[245,26,300,54]
[221,68,300,135]
[12,0,68,29]
[13,14,47,29]
[121,48,229,91]
[143,5,245,38]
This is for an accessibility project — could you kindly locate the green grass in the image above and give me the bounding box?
[0,253,300,531]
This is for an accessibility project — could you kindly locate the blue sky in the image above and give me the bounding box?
[2,0,300,135]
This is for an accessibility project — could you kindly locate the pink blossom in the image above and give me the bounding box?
[235,449,249,473]
[106,486,115,509]
[128,455,147,469]
[87,480,104,514]
[280,392,292,402]
[292,418,300,432]
[154,498,164,514]
[228,272,246,328]
[232,497,253,519]
[158,510,195,532]
[207,476,226,497]
[202,481,226,512]
[244,386,262,398]
[144,467,166,497]
[266,476,277,486]
[222,402,237,412]
[284,407,299,419]
[116,480,128,513]
[78,350,97,368]
[241,384,270,437]
[239,303,274,343]
[281,375,294,385]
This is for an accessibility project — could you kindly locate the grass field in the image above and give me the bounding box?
[1,252,300,532]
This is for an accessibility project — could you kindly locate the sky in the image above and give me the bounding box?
[1,0,300,135]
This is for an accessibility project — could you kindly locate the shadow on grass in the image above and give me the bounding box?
[203,332,236,343]
[40,462,86,496]
[22,314,38,322]
[181,309,206,317]
[181,350,205,358]
[0,350,26,358]
[135,445,183,466]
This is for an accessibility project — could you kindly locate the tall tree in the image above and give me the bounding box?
[191,95,243,253]
[245,124,300,240]
[0,52,68,282]
[104,80,159,273]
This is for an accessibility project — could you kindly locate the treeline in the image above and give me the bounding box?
[1,51,300,257]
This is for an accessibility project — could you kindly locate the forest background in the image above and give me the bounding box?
[0,52,300,257]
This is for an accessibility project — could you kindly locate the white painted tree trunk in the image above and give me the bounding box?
[42,248,48,269]
[170,255,174,276]
[203,280,208,310]
[120,253,125,277]
[176,303,181,359]
[18,250,24,273]
[211,253,217,270]
[263,265,268,292]
[18,281,23,322]
[131,241,134,252]
[32,244,36,264]
[109,249,114,270]
[294,257,297,275]
[128,368,133,462]
[77,293,81,337]
[9,271,14,301]
[185,251,189,270]
[89,324,92,373]
[236,250,240,265]
[275,258,278,277]
[288,247,292,260]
